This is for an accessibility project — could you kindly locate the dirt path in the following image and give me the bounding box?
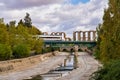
[0,52,100,80]
[57,52,101,80]
[0,52,68,80]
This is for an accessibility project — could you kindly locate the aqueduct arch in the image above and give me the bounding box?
[50,32,56,35]
[65,37,71,41]
[73,31,96,41]
[50,32,67,41]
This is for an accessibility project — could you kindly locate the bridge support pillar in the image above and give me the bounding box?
[83,32,86,41]
[88,31,91,41]
[93,31,96,41]
[73,30,96,41]
[73,32,76,41]
[78,31,81,41]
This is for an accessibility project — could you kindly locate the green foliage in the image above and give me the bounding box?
[24,13,32,27]
[41,47,59,54]
[34,39,43,54]
[28,26,42,35]
[0,16,43,60]
[93,1,120,80]
[94,49,100,59]
[0,44,12,60]
[0,25,9,44]
[9,21,16,27]
[90,59,120,80]
[13,44,30,58]
[95,0,120,62]
[42,47,53,53]
[94,24,102,59]
[18,19,24,26]
[0,18,4,24]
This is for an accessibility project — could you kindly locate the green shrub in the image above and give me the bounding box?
[0,44,12,60]
[43,47,52,53]
[13,44,30,58]
[94,49,100,59]
[34,40,43,54]
[90,59,120,80]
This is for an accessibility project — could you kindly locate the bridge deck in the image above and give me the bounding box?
[44,41,96,47]
[44,41,96,44]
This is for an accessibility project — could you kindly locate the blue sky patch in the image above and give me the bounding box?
[70,0,90,5]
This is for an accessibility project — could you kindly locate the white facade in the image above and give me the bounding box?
[34,35,63,41]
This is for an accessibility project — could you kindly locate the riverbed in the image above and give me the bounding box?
[0,52,101,80]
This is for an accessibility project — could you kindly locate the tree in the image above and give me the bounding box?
[0,16,43,60]
[0,44,12,60]
[13,44,30,58]
[27,26,42,35]
[0,18,4,24]
[94,24,103,59]
[18,19,24,26]
[95,0,120,62]
[9,21,16,27]
[24,13,32,27]
[90,60,120,80]
[33,39,43,54]
[0,22,10,45]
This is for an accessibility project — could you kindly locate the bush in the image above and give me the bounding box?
[42,47,53,53]
[0,44,12,60]
[94,49,100,59]
[90,59,120,80]
[13,44,30,58]
[34,39,43,54]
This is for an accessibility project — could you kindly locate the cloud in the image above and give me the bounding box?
[0,0,64,9]
[0,0,108,38]
[43,0,108,32]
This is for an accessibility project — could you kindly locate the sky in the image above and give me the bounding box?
[0,0,108,37]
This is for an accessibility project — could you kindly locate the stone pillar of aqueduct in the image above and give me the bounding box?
[73,31,96,41]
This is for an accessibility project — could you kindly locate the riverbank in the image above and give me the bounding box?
[0,52,68,80]
[0,51,59,75]
[0,52,101,80]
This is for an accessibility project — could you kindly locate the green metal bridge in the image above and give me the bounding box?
[44,41,96,48]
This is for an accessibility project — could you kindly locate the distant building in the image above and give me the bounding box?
[33,32,71,41]
[33,35,63,41]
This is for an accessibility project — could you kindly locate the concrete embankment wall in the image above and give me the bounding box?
[0,51,58,74]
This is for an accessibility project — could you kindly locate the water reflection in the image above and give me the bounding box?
[25,53,75,80]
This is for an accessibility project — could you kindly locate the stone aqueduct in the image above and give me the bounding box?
[42,31,96,52]
[42,31,96,41]
[73,31,96,41]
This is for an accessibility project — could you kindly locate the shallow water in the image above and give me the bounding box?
[26,54,75,80]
